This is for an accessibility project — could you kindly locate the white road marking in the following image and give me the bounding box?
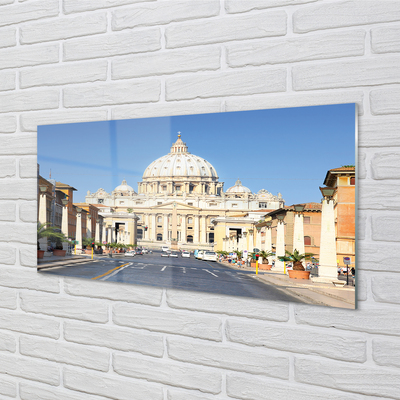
[182,267,186,273]
[99,263,132,281]
[205,269,218,277]
[161,266,167,271]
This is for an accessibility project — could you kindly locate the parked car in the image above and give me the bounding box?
[135,248,143,255]
[142,248,148,254]
[161,250,171,257]
[196,250,204,260]
[125,251,135,257]
[181,251,190,258]
[170,252,178,258]
[203,251,217,262]
[161,246,169,252]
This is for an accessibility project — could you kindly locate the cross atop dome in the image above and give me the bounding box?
[170,132,188,154]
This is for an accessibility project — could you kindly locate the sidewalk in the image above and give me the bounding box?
[218,261,355,309]
[37,254,94,270]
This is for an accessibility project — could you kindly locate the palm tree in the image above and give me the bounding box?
[37,222,67,250]
[259,250,274,264]
[278,249,314,271]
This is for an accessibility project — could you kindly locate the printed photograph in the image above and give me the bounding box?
[37,104,356,308]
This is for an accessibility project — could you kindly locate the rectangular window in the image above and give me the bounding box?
[304,216,311,224]
[157,202,162,205]
[350,177,355,185]
[232,204,238,208]
[187,202,193,206]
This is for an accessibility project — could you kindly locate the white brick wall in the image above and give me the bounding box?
[0,1,399,399]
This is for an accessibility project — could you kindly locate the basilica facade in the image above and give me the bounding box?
[85,134,285,250]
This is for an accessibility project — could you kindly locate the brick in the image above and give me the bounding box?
[371,25,400,54]
[112,0,219,30]
[0,157,15,177]
[293,1,400,33]
[166,290,289,321]
[293,57,400,91]
[359,181,400,210]
[373,338,400,368]
[63,0,155,14]
[0,309,60,338]
[0,375,16,399]
[111,99,222,120]
[113,303,222,341]
[358,151,366,179]
[167,336,289,378]
[0,133,36,155]
[20,12,107,44]
[0,116,17,133]
[64,79,160,107]
[20,244,38,267]
[0,331,16,353]
[21,109,108,132]
[371,152,400,179]
[20,335,110,371]
[295,356,400,399]
[357,271,367,302]
[0,286,17,309]
[166,69,286,101]
[370,87,400,115]
[112,47,220,79]
[64,278,162,306]
[358,210,366,241]
[0,0,14,5]
[63,28,160,61]
[20,382,113,400]
[0,27,16,48]
[0,43,59,70]
[0,180,36,200]
[0,89,59,113]
[113,353,222,394]
[166,10,287,48]
[0,266,60,292]
[226,372,361,400]
[167,389,218,400]
[227,30,365,67]
[0,70,15,91]
[372,275,400,304]
[20,60,108,89]
[371,212,400,242]
[0,222,36,243]
[0,0,59,28]
[19,201,36,223]
[19,157,37,178]
[295,303,400,336]
[64,367,163,400]
[225,91,364,114]
[64,320,164,357]
[359,115,400,146]
[0,202,16,221]
[226,319,366,363]
[358,241,400,273]
[226,0,316,13]
[0,353,60,385]
[20,291,109,323]
[0,245,16,265]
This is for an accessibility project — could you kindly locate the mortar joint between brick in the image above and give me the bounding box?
[219,0,226,16]
[160,26,166,50]
[107,10,112,33]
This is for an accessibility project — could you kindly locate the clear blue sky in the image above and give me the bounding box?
[38,103,356,205]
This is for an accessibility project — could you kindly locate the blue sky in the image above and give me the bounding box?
[38,103,356,205]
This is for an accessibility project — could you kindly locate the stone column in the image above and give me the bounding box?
[201,215,207,244]
[256,229,262,250]
[144,214,149,240]
[95,219,100,242]
[102,223,106,243]
[38,188,47,224]
[111,225,115,243]
[265,227,272,253]
[293,213,305,255]
[151,214,157,241]
[275,221,285,271]
[76,209,82,250]
[61,200,69,238]
[163,214,168,242]
[181,214,186,244]
[194,215,200,244]
[86,216,92,238]
[314,198,338,283]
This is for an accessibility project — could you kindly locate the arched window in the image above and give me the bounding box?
[304,236,311,246]
[157,216,162,223]
[157,234,163,241]
[187,235,193,243]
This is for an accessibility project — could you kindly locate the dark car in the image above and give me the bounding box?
[135,248,143,255]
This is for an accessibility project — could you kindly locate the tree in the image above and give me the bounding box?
[278,249,314,271]
[37,223,67,250]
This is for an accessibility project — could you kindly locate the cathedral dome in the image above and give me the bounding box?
[226,179,251,193]
[114,179,135,193]
[142,134,218,180]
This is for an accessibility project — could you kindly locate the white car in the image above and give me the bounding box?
[169,252,178,258]
[181,251,190,258]
[161,250,171,257]
[161,246,169,252]
[203,251,217,262]
[125,251,135,257]
[196,250,204,260]
[142,248,148,254]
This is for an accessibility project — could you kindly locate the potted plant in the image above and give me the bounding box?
[258,250,274,270]
[37,223,67,259]
[279,249,314,279]
[53,237,66,257]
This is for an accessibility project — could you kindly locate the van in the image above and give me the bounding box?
[161,246,169,252]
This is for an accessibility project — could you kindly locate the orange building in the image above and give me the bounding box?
[73,203,101,238]
[55,181,78,240]
[323,167,356,268]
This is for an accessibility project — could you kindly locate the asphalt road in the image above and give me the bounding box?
[41,251,306,302]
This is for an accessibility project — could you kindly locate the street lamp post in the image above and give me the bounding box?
[314,186,339,283]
